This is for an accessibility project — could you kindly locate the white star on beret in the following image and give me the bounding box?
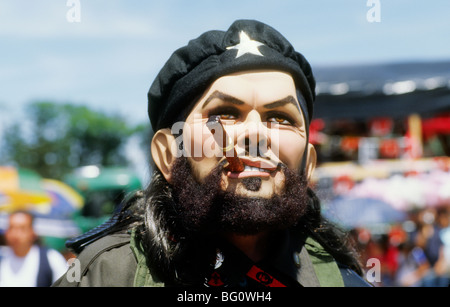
[226,31,265,58]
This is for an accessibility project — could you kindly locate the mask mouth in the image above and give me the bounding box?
[225,159,280,179]
[207,115,283,175]
[236,163,287,192]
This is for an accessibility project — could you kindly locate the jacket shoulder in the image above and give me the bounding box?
[53,233,137,287]
[338,265,372,287]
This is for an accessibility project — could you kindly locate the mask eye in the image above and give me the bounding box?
[219,114,237,120]
[267,116,292,125]
[208,107,239,124]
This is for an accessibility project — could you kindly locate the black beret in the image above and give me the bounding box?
[148,19,316,132]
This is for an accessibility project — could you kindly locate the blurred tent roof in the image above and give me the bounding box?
[313,60,450,120]
[64,165,142,193]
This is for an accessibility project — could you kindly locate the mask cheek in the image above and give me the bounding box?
[271,130,307,170]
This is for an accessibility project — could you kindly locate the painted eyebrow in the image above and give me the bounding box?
[202,91,299,111]
[202,90,245,109]
[263,95,299,110]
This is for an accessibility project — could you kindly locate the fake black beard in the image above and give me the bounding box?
[135,157,362,283]
[169,157,310,236]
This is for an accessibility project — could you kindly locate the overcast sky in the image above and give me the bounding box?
[1,0,449,127]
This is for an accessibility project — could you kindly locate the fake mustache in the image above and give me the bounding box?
[206,115,284,173]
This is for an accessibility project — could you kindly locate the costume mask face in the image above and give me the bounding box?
[152,70,316,199]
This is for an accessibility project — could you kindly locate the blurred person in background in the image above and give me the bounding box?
[395,239,430,287]
[435,206,450,283]
[0,210,68,287]
[411,208,448,287]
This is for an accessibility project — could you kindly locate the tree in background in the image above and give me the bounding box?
[0,101,145,180]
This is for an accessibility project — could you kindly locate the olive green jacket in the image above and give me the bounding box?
[53,230,370,287]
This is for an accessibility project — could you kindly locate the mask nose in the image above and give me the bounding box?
[236,110,271,158]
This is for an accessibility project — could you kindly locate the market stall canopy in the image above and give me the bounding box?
[0,167,51,212]
[0,167,84,238]
[313,60,450,120]
[0,167,83,217]
[41,178,84,218]
[348,169,450,211]
[323,196,406,231]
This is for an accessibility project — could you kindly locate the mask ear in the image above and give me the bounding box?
[151,128,178,183]
[304,143,317,182]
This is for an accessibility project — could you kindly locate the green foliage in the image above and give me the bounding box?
[1,101,146,179]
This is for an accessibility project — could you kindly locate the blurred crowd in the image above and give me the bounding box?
[350,205,450,287]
